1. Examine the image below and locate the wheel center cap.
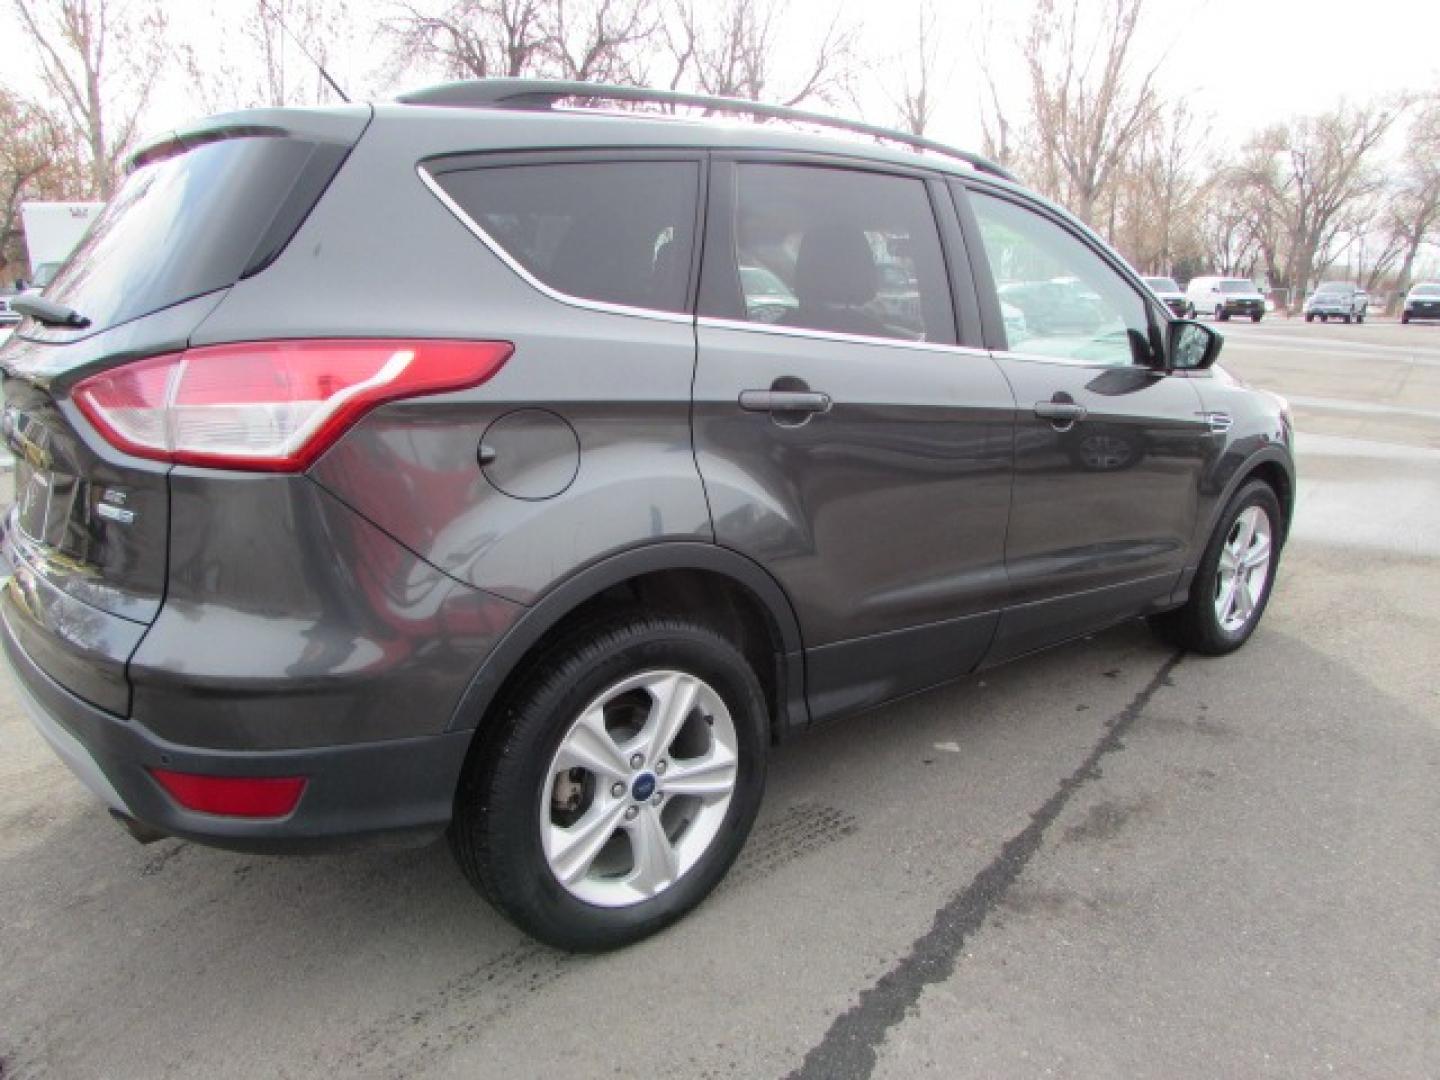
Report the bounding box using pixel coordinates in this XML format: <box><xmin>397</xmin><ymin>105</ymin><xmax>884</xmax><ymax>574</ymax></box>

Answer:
<box><xmin>631</xmin><ymin>773</ymin><xmax>657</xmax><ymax>802</ymax></box>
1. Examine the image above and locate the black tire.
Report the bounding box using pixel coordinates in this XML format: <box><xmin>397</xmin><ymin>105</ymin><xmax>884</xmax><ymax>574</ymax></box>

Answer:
<box><xmin>1402</xmin><ymin>313</ymin><xmax>1411</xmax><ymax>324</ymax></box>
<box><xmin>1320</xmin><ymin>314</ymin><xmax>1328</xmax><ymax>322</ymax></box>
<box><xmin>1148</xmin><ymin>480</ymin><xmax>1283</xmax><ymax>656</ymax></box>
<box><xmin>1216</xmin><ymin>306</ymin><xmax>1229</xmax><ymax>321</ymax></box>
<box><xmin>1342</xmin><ymin>314</ymin><xmax>1352</xmax><ymax>324</ymax></box>
<box><xmin>1251</xmin><ymin>313</ymin><xmax>1262</xmax><ymax>322</ymax></box>
<box><xmin>449</xmin><ymin>614</ymin><xmax>769</xmax><ymax>952</ymax></box>
<box><xmin>1356</xmin><ymin>311</ymin><xmax>1365</xmax><ymax>324</ymax></box>
<box><xmin>1305</xmin><ymin>313</ymin><xmax>1315</xmax><ymax>322</ymax></box>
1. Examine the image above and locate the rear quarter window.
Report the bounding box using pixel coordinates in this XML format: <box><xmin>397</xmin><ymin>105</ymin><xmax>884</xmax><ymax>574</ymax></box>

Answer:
<box><xmin>430</xmin><ymin>160</ymin><xmax>700</xmax><ymax>314</ymax></box>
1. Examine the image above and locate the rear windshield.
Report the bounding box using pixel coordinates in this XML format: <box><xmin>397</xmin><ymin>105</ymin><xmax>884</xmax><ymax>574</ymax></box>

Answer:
<box><xmin>1144</xmin><ymin>277</ymin><xmax>1180</xmax><ymax>292</ymax></box>
<box><xmin>44</xmin><ymin>135</ymin><xmax>338</xmax><ymax>333</ymax></box>
<box><xmin>1411</xmin><ymin>284</ymin><xmax>1440</xmax><ymax>296</ymax></box>
<box><xmin>1219</xmin><ymin>280</ymin><xmax>1257</xmax><ymax>294</ymax></box>
<box><xmin>432</xmin><ymin>160</ymin><xmax>700</xmax><ymax>313</ymax></box>
<box><xmin>1315</xmin><ymin>284</ymin><xmax>1351</xmax><ymax>294</ymax></box>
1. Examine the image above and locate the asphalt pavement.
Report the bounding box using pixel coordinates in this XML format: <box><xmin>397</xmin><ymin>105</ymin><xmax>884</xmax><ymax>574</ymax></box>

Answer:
<box><xmin>1</xmin><ymin>317</ymin><xmax>1437</xmax><ymax>1079</ymax></box>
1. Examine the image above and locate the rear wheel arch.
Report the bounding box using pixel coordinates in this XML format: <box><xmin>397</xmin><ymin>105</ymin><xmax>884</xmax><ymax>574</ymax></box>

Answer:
<box><xmin>447</xmin><ymin>544</ymin><xmax>808</xmax><ymax>748</ymax></box>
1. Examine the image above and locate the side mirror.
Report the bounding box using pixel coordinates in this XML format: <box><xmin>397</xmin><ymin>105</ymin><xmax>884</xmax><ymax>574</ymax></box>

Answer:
<box><xmin>1168</xmin><ymin>319</ymin><xmax>1222</xmax><ymax>371</ymax></box>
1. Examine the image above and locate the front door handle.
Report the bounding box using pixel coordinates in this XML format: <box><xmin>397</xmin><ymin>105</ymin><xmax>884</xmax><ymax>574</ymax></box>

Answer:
<box><xmin>1034</xmin><ymin>400</ymin><xmax>1087</xmax><ymax>423</ymax></box>
<box><xmin>739</xmin><ymin>390</ymin><xmax>832</xmax><ymax>415</ymax></box>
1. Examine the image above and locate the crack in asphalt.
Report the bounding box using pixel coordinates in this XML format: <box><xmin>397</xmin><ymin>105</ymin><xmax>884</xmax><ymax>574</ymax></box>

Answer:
<box><xmin>787</xmin><ymin>652</ymin><xmax>1184</xmax><ymax>1080</ymax></box>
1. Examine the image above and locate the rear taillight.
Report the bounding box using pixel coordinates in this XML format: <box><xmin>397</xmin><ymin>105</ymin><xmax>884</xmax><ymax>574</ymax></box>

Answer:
<box><xmin>148</xmin><ymin>769</ymin><xmax>307</xmax><ymax>818</ymax></box>
<box><xmin>72</xmin><ymin>339</ymin><xmax>513</xmax><ymax>472</ymax></box>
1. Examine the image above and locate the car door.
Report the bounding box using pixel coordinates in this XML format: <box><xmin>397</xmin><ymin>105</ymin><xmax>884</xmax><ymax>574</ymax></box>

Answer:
<box><xmin>953</xmin><ymin>182</ymin><xmax>1213</xmax><ymax>663</ymax></box>
<box><xmin>692</xmin><ymin>158</ymin><xmax>1016</xmax><ymax>722</ymax></box>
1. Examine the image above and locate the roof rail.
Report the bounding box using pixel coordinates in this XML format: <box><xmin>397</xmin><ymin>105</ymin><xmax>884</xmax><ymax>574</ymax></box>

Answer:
<box><xmin>396</xmin><ymin>78</ymin><xmax>1019</xmax><ymax>184</ymax></box>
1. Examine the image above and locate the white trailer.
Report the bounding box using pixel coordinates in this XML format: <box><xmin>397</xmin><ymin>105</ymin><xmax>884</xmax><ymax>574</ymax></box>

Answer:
<box><xmin>20</xmin><ymin>201</ymin><xmax>104</xmax><ymax>289</ymax></box>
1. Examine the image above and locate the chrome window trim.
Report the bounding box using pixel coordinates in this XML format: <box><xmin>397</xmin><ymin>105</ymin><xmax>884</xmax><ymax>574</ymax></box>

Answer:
<box><xmin>697</xmin><ymin>315</ymin><xmax>989</xmax><ymax>357</ymax></box>
<box><xmin>416</xmin><ymin>165</ymin><xmax>694</xmax><ymax>326</ymax></box>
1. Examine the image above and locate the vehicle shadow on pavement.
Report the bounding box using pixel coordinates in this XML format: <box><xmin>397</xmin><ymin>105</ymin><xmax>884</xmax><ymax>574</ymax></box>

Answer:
<box><xmin>0</xmin><ymin>619</ymin><xmax>1278</xmax><ymax>1079</ymax></box>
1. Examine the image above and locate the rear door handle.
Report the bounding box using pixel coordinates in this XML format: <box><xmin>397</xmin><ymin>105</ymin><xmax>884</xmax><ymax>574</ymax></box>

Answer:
<box><xmin>1033</xmin><ymin>401</ymin><xmax>1087</xmax><ymax>422</ymax></box>
<box><xmin>739</xmin><ymin>390</ymin><xmax>832</xmax><ymax>415</ymax></box>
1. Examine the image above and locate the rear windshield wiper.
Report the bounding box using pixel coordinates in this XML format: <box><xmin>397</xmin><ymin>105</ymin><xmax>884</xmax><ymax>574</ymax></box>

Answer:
<box><xmin>12</xmin><ymin>294</ymin><xmax>91</xmax><ymax>329</ymax></box>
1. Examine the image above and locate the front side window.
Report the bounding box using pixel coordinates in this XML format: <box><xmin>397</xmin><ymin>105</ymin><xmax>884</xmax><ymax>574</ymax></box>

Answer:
<box><xmin>970</xmin><ymin>191</ymin><xmax>1153</xmax><ymax>366</ymax></box>
<box><xmin>731</xmin><ymin>164</ymin><xmax>954</xmax><ymax>343</ymax></box>
<box><xmin>434</xmin><ymin>160</ymin><xmax>700</xmax><ymax>313</ymax></box>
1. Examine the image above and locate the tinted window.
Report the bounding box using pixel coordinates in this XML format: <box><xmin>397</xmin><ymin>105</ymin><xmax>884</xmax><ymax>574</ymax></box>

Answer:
<box><xmin>46</xmin><ymin>136</ymin><xmax>333</xmax><ymax>333</ymax></box>
<box><xmin>971</xmin><ymin>191</ymin><xmax>1152</xmax><ymax>366</ymax></box>
<box><xmin>1412</xmin><ymin>285</ymin><xmax>1440</xmax><ymax>296</ymax></box>
<box><xmin>732</xmin><ymin>164</ymin><xmax>954</xmax><ymax>343</ymax></box>
<box><xmin>1144</xmin><ymin>277</ymin><xmax>1180</xmax><ymax>292</ymax></box>
<box><xmin>435</xmin><ymin>161</ymin><xmax>699</xmax><ymax>313</ymax></box>
<box><xmin>1221</xmin><ymin>280</ymin><xmax>1258</xmax><ymax>293</ymax></box>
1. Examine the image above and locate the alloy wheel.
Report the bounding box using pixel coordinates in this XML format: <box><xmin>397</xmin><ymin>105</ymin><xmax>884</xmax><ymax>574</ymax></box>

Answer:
<box><xmin>1213</xmin><ymin>506</ymin><xmax>1273</xmax><ymax>634</ymax></box>
<box><xmin>540</xmin><ymin>670</ymin><xmax>738</xmax><ymax>908</ymax></box>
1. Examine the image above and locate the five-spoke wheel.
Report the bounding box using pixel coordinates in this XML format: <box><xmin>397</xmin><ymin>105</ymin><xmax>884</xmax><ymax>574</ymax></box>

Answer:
<box><xmin>1149</xmin><ymin>480</ymin><xmax>1283</xmax><ymax>654</ymax></box>
<box><xmin>542</xmin><ymin>670</ymin><xmax>739</xmax><ymax>907</ymax></box>
<box><xmin>1213</xmin><ymin>506</ymin><xmax>1273</xmax><ymax>634</ymax></box>
<box><xmin>449</xmin><ymin>615</ymin><xmax>767</xmax><ymax>951</ymax></box>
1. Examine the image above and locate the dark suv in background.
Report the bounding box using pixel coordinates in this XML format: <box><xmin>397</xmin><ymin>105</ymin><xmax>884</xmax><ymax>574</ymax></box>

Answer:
<box><xmin>1</xmin><ymin>81</ymin><xmax>1294</xmax><ymax>950</ymax></box>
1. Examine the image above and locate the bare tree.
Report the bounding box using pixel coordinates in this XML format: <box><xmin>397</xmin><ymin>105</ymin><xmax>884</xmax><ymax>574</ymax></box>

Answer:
<box><xmin>0</xmin><ymin>90</ymin><xmax>89</xmax><ymax>280</ymax></box>
<box><xmin>542</xmin><ymin>0</ymin><xmax>657</xmax><ymax>82</ymax></box>
<box><xmin>888</xmin><ymin>2</ymin><xmax>945</xmax><ymax>137</ymax></box>
<box><xmin>1384</xmin><ymin>99</ymin><xmax>1440</xmax><ymax>294</ymax></box>
<box><xmin>1236</xmin><ymin>101</ymin><xmax>1401</xmax><ymax>301</ymax></box>
<box><xmin>1109</xmin><ymin>103</ymin><xmax>1206</xmax><ymax>273</ymax></box>
<box><xmin>1195</xmin><ymin>170</ymin><xmax>1261</xmax><ymax>277</ymax></box>
<box><xmin>11</xmin><ymin>0</ymin><xmax>168</xmax><ymax>199</ymax></box>
<box><xmin>1018</xmin><ymin>0</ymin><xmax>1161</xmax><ymax>224</ymax></box>
<box><xmin>390</xmin><ymin>0</ymin><xmax>549</xmax><ymax>79</ymax></box>
<box><xmin>389</xmin><ymin>0</ymin><xmax>655</xmax><ymax>84</ymax></box>
<box><xmin>184</xmin><ymin>0</ymin><xmax>358</xmax><ymax>112</ymax></box>
<box><xmin>659</xmin><ymin>0</ymin><xmax>858</xmax><ymax>106</ymax></box>
<box><xmin>252</xmin><ymin>0</ymin><xmax>356</xmax><ymax>105</ymax></box>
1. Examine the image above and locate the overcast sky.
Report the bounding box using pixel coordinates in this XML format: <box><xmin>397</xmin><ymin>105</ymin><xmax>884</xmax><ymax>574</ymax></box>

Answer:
<box><xmin>4</xmin><ymin>0</ymin><xmax>1438</xmax><ymax>151</ymax></box>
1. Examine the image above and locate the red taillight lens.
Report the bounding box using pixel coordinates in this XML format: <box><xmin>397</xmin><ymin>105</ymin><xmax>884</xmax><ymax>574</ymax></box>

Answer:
<box><xmin>72</xmin><ymin>339</ymin><xmax>513</xmax><ymax>472</ymax></box>
<box><xmin>149</xmin><ymin>769</ymin><xmax>308</xmax><ymax>818</ymax></box>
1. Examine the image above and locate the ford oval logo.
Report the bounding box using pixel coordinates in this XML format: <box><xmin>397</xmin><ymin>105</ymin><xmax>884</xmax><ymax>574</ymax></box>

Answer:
<box><xmin>631</xmin><ymin>773</ymin><xmax>656</xmax><ymax>802</ymax></box>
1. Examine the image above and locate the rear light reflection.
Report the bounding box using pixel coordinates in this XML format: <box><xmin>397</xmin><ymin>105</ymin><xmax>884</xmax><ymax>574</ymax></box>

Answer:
<box><xmin>72</xmin><ymin>339</ymin><xmax>513</xmax><ymax>472</ymax></box>
<box><xmin>149</xmin><ymin>769</ymin><xmax>308</xmax><ymax>818</ymax></box>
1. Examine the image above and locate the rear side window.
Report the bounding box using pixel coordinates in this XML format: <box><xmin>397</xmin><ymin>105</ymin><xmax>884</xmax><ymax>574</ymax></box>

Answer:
<box><xmin>433</xmin><ymin>161</ymin><xmax>700</xmax><ymax>313</ymax></box>
<box><xmin>46</xmin><ymin>135</ymin><xmax>343</xmax><ymax>334</ymax></box>
<box><xmin>731</xmin><ymin>164</ymin><xmax>954</xmax><ymax>343</ymax></box>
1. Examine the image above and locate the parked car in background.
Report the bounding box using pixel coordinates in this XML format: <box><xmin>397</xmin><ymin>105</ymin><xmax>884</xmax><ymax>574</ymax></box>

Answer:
<box><xmin>1304</xmin><ymin>282</ymin><xmax>1368</xmax><ymax>323</ymax></box>
<box><xmin>1142</xmin><ymin>276</ymin><xmax>1194</xmax><ymax>318</ymax></box>
<box><xmin>1401</xmin><ymin>282</ymin><xmax>1440</xmax><ymax>323</ymax></box>
<box><xmin>1186</xmin><ymin>276</ymin><xmax>1265</xmax><ymax>322</ymax></box>
<box><xmin>0</xmin><ymin>79</ymin><xmax>1295</xmax><ymax>952</ymax></box>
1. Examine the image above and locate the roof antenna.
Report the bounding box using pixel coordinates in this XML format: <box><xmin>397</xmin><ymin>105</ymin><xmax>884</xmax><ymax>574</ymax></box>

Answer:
<box><xmin>257</xmin><ymin>0</ymin><xmax>351</xmax><ymax>104</ymax></box>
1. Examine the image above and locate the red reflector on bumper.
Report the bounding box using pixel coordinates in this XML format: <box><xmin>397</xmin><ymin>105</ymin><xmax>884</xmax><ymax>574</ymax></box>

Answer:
<box><xmin>149</xmin><ymin>769</ymin><xmax>307</xmax><ymax>818</ymax></box>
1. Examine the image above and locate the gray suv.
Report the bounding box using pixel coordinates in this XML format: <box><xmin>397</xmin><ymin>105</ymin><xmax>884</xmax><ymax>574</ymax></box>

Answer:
<box><xmin>0</xmin><ymin>81</ymin><xmax>1294</xmax><ymax>950</ymax></box>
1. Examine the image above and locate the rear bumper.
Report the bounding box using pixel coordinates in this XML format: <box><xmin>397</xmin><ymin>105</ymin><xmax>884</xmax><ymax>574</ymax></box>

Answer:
<box><xmin>2</xmin><ymin>609</ymin><xmax>471</xmax><ymax>852</ymax></box>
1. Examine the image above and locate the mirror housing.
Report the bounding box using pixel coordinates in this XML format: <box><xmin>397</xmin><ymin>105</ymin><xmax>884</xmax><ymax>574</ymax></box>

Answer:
<box><xmin>1167</xmin><ymin>319</ymin><xmax>1222</xmax><ymax>371</ymax></box>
